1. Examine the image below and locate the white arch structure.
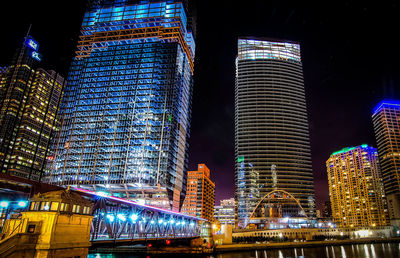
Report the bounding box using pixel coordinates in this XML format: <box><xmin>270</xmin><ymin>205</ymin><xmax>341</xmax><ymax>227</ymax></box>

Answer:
<box><xmin>248</xmin><ymin>189</ymin><xmax>308</xmax><ymax>221</ymax></box>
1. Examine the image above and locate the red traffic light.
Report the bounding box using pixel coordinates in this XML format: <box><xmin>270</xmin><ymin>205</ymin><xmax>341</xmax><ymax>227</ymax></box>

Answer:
<box><xmin>166</xmin><ymin>239</ymin><xmax>171</xmax><ymax>245</ymax></box>
<box><xmin>147</xmin><ymin>243</ymin><xmax>152</xmax><ymax>248</ymax></box>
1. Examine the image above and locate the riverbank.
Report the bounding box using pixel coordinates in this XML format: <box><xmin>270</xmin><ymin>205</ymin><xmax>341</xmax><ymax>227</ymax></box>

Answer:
<box><xmin>215</xmin><ymin>237</ymin><xmax>400</xmax><ymax>252</ymax></box>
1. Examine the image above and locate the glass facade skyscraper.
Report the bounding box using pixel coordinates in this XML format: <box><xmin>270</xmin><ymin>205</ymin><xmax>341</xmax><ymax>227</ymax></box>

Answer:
<box><xmin>46</xmin><ymin>0</ymin><xmax>195</xmax><ymax>211</ymax></box>
<box><xmin>235</xmin><ymin>37</ymin><xmax>316</xmax><ymax>227</ymax></box>
<box><xmin>372</xmin><ymin>101</ymin><xmax>400</xmax><ymax>222</ymax></box>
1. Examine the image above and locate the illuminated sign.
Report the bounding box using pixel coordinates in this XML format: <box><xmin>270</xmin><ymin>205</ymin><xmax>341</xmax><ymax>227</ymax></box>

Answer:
<box><xmin>27</xmin><ymin>39</ymin><xmax>38</xmax><ymax>51</ymax></box>
<box><xmin>31</xmin><ymin>51</ymin><xmax>41</xmax><ymax>61</ymax></box>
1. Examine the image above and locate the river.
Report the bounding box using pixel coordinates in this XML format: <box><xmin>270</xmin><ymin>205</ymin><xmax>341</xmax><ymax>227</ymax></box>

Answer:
<box><xmin>88</xmin><ymin>242</ymin><xmax>400</xmax><ymax>257</ymax></box>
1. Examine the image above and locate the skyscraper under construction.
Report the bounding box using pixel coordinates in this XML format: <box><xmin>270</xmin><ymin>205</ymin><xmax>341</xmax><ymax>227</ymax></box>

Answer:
<box><xmin>235</xmin><ymin>37</ymin><xmax>316</xmax><ymax>227</ymax></box>
<box><xmin>46</xmin><ymin>0</ymin><xmax>195</xmax><ymax>211</ymax></box>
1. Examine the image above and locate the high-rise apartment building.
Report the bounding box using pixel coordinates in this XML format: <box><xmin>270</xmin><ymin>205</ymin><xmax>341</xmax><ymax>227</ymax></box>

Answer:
<box><xmin>214</xmin><ymin>198</ymin><xmax>235</xmax><ymax>225</ymax></box>
<box><xmin>326</xmin><ymin>144</ymin><xmax>388</xmax><ymax>228</ymax></box>
<box><xmin>0</xmin><ymin>36</ymin><xmax>64</xmax><ymax>181</ymax></box>
<box><xmin>235</xmin><ymin>37</ymin><xmax>315</xmax><ymax>227</ymax></box>
<box><xmin>372</xmin><ymin>101</ymin><xmax>400</xmax><ymax>223</ymax></box>
<box><xmin>181</xmin><ymin>164</ymin><xmax>215</xmax><ymax>221</ymax></box>
<box><xmin>46</xmin><ymin>0</ymin><xmax>195</xmax><ymax>211</ymax></box>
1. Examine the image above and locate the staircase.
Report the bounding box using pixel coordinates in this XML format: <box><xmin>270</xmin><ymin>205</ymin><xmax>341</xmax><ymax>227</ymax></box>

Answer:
<box><xmin>0</xmin><ymin>233</ymin><xmax>39</xmax><ymax>257</ymax></box>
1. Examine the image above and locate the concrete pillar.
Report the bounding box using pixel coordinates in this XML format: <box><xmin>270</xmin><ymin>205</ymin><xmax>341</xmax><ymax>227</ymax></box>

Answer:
<box><xmin>221</xmin><ymin>224</ymin><xmax>232</xmax><ymax>244</ymax></box>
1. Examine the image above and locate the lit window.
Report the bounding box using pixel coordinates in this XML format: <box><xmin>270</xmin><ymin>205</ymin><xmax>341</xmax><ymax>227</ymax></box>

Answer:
<box><xmin>50</xmin><ymin>202</ymin><xmax>59</xmax><ymax>211</ymax></box>
<box><xmin>72</xmin><ymin>204</ymin><xmax>81</xmax><ymax>213</ymax></box>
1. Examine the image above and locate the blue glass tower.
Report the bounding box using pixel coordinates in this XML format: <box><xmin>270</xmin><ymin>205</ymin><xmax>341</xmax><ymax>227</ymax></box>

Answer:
<box><xmin>46</xmin><ymin>0</ymin><xmax>195</xmax><ymax>211</ymax></box>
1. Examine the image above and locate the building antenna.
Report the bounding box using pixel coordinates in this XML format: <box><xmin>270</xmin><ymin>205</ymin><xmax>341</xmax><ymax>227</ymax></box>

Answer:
<box><xmin>26</xmin><ymin>24</ymin><xmax>32</xmax><ymax>38</ymax></box>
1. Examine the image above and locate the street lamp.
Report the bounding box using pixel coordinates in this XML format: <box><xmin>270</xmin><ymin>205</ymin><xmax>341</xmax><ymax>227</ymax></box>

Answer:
<box><xmin>17</xmin><ymin>201</ymin><xmax>28</xmax><ymax>208</ymax></box>
<box><xmin>0</xmin><ymin>201</ymin><xmax>9</xmax><ymax>208</ymax></box>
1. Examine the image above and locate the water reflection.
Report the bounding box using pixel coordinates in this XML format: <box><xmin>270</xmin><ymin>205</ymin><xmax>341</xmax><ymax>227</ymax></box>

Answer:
<box><xmin>88</xmin><ymin>243</ymin><xmax>400</xmax><ymax>258</ymax></box>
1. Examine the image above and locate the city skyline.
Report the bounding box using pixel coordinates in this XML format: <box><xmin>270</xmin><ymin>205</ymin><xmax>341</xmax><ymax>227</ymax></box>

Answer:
<box><xmin>1</xmin><ymin>1</ymin><xmax>400</xmax><ymax>209</ymax></box>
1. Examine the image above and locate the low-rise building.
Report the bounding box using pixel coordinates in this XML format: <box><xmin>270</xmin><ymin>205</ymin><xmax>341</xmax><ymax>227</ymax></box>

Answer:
<box><xmin>214</xmin><ymin>198</ymin><xmax>235</xmax><ymax>225</ymax></box>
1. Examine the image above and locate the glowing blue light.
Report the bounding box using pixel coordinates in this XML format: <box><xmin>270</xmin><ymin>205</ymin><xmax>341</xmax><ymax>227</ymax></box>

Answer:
<box><xmin>151</xmin><ymin>220</ymin><xmax>155</xmax><ymax>224</ymax></box>
<box><xmin>169</xmin><ymin>219</ymin><xmax>175</xmax><ymax>224</ymax></box>
<box><xmin>131</xmin><ymin>214</ymin><xmax>138</xmax><ymax>221</ymax></box>
<box><xmin>18</xmin><ymin>201</ymin><xmax>28</xmax><ymax>208</ymax></box>
<box><xmin>190</xmin><ymin>222</ymin><xmax>195</xmax><ymax>227</ymax></box>
<box><xmin>31</xmin><ymin>51</ymin><xmax>41</xmax><ymax>61</ymax></box>
<box><xmin>27</xmin><ymin>39</ymin><xmax>38</xmax><ymax>50</ymax></box>
<box><xmin>373</xmin><ymin>100</ymin><xmax>400</xmax><ymax>115</ymax></box>
<box><xmin>176</xmin><ymin>222</ymin><xmax>180</xmax><ymax>225</ymax></box>
<box><xmin>158</xmin><ymin>219</ymin><xmax>163</xmax><ymax>224</ymax></box>
<box><xmin>96</xmin><ymin>191</ymin><xmax>109</xmax><ymax>197</ymax></box>
<box><xmin>181</xmin><ymin>221</ymin><xmax>185</xmax><ymax>225</ymax></box>
<box><xmin>0</xmin><ymin>201</ymin><xmax>9</xmax><ymax>208</ymax></box>
<box><xmin>106</xmin><ymin>214</ymin><xmax>115</xmax><ymax>222</ymax></box>
<box><xmin>117</xmin><ymin>214</ymin><xmax>126</xmax><ymax>221</ymax></box>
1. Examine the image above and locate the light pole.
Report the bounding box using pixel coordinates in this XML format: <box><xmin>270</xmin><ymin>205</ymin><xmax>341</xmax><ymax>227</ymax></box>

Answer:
<box><xmin>0</xmin><ymin>200</ymin><xmax>28</xmax><ymax>232</ymax></box>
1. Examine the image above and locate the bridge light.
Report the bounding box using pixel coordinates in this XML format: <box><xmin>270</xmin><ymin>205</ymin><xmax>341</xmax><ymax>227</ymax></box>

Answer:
<box><xmin>169</xmin><ymin>219</ymin><xmax>174</xmax><ymax>224</ymax></box>
<box><xmin>150</xmin><ymin>220</ymin><xmax>155</xmax><ymax>224</ymax></box>
<box><xmin>142</xmin><ymin>218</ymin><xmax>146</xmax><ymax>223</ymax></box>
<box><xmin>164</xmin><ymin>222</ymin><xmax>167</xmax><ymax>225</ymax></box>
<box><xmin>0</xmin><ymin>201</ymin><xmax>9</xmax><ymax>208</ymax></box>
<box><xmin>17</xmin><ymin>201</ymin><xmax>28</xmax><ymax>208</ymax></box>
<box><xmin>190</xmin><ymin>222</ymin><xmax>195</xmax><ymax>227</ymax></box>
<box><xmin>181</xmin><ymin>221</ymin><xmax>185</xmax><ymax>226</ymax></box>
<box><xmin>106</xmin><ymin>214</ymin><xmax>115</xmax><ymax>222</ymax></box>
<box><xmin>158</xmin><ymin>219</ymin><xmax>163</xmax><ymax>224</ymax></box>
<box><xmin>131</xmin><ymin>214</ymin><xmax>138</xmax><ymax>221</ymax></box>
<box><xmin>117</xmin><ymin>214</ymin><xmax>126</xmax><ymax>221</ymax></box>
<box><xmin>96</xmin><ymin>191</ymin><xmax>109</xmax><ymax>197</ymax></box>
<box><xmin>176</xmin><ymin>222</ymin><xmax>180</xmax><ymax>225</ymax></box>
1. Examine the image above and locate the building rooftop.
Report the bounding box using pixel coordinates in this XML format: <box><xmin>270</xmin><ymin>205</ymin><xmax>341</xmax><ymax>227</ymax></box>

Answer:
<box><xmin>373</xmin><ymin>100</ymin><xmax>400</xmax><ymax>115</ymax></box>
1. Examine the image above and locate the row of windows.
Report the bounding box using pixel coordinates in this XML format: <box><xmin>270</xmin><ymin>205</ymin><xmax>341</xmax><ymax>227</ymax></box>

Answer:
<box><xmin>29</xmin><ymin>201</ymin><xmax>91</xmax><ymax>215</ymax></box>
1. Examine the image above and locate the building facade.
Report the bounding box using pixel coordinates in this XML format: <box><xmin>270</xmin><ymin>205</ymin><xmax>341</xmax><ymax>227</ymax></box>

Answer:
<box><xmin>326</xmin><ymin>144</ymin><xmax>388</xmax><ymax>228</ymax></box>
<box><xmin>46</xmin><ymin>0</ymin><xmax>195</xmax><ymax>211</ymax></box>
<box><xmin>181</xmin><ymin>164</ymin><xmax>215</xmax><ymax>221</ymax></box>
<box><xmin>214</xmin><ymin>198</ymin><xmax>235</xmax><ymax>225</ymax></box>
<box><xmin>372</xmin><ymin>101</ymin><xmax>400</xmax><ymax>222</ymax></box>
<box><xmin>235</xmin><ymin>37</ymin><xmax>316</xmax><ymax>227</ymax></box>
<box><xmin>0</xmin><ymin>36</ymin><xmax>64</xmax><ymax>181</ymax></box>
<box><xmin>322</xmin><ymin>200</ymin><xmax>332</xmax><ymax>218</ymax></box>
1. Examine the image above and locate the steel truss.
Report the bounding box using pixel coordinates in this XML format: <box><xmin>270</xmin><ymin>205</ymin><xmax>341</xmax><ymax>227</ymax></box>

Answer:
<box><xmin>90</xmin><ymin>197</ymin><xmax>201</xmax><ymax>241</ymax></box>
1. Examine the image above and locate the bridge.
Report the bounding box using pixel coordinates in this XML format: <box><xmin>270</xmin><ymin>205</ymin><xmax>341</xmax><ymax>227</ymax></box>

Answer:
<box><xmin>75</xmin><ymin>188</ymin><xmax>205</xmax><ymax>243</ymax></box>
<box><xmin>0</xmin><ymin>188</ymin><xmax>210</xmax><ymax>257</ymax></box>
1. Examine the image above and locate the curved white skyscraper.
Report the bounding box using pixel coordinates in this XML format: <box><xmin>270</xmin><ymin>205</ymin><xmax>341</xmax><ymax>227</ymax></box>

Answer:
<box><xmin>235</xmin><ymin>37</ymin><xmax>316</xmax><ymax>227</ymax></box>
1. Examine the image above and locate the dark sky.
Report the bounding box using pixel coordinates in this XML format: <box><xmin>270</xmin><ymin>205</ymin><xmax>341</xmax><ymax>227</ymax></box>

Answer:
<box><xmin>1</xmin><ymin>1</ymin><xmax>399</xmax><ymax>210</ymax></box>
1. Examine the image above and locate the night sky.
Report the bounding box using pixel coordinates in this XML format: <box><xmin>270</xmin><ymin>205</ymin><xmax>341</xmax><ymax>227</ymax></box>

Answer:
<box><xmin>1</xmin><ymin>1</ymin><xmax>399</xmax><ymax>210</ymax></box>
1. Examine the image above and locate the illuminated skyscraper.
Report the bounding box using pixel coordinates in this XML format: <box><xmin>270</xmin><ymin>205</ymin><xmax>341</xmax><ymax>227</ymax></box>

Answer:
<box><xmin>372</xmin><ymin>101</ymin><xmax>400</xmax><ymax>223</ymax></box>
<box><xmin>181</xmin><ymin>164</ymin><xmax>215</xmax><ymax>221</ymax></box>
<box><xmin>214</xmin><ymin>198</ymin><xmax>235</xmax><ymax>225</ymax></box>
<box><xmin>46</xmin><ymin>0</ymin><xmax>195</xmax><ymax>211</ymax></box>
<box><xmin>326</xmin><ymin>144</ymin><xmax>388</xmax><ymax>228</ymax></box>
<box><xmin>0</xmin><ymin>36</ymin><xmax>64</xmax><ymax>181</ymax></box>
<box><xmin>235</xmin><ymin>37</ymin><xmax>315</xmax><ymax>227</ymax></box>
